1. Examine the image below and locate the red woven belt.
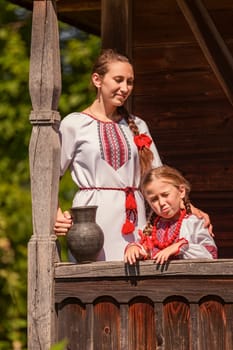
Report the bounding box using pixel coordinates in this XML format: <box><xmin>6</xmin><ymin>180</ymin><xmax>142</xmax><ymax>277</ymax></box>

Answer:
<box><xmin>79</xmin><ymin>187</ymin><xmax>139</xmax><ymax>235</ymax></box>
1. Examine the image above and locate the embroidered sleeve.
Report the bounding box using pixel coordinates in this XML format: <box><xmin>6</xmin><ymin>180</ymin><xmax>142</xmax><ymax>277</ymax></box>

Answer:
<box><xmin>180</xmin><ymin>216</ymin><xmax>218</xmax><ymax>259</ymax></box>
<box><xmin>175</xmin><ymin>238</ymin><xmax>189</xmax><ymax>256</ymax></box>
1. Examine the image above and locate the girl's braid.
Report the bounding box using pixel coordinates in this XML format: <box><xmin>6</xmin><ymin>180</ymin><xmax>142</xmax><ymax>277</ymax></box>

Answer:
<box><xmin>143</xmin><ymin>210</ymin><xmax>157</xmax><ymax>236</ymax></box>
<box><xmin>183</xmin><ymin>197</ymin><xmax>192</xmax><ymax>214</ymax></box>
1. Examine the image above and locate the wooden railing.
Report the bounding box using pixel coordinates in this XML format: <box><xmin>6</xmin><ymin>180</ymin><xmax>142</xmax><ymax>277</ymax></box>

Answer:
<box><xmin>54</xmin><ymin>259</ymin><xmax>233</xmax><ymax>350</ymax></box>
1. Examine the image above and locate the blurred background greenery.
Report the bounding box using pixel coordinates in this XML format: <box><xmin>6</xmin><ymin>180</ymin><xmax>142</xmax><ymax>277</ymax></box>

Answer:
<box><xmin>0</xmin><ymin>1</ymin><xmax>100</xmax><ymax>348</ymax></box>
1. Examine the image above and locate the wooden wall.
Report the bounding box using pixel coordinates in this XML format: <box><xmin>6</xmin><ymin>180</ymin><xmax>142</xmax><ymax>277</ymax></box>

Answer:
<box><xmin>131</xmin><ymin>0</ymin><xmax>233</xmax><ymax>258</ymax></box>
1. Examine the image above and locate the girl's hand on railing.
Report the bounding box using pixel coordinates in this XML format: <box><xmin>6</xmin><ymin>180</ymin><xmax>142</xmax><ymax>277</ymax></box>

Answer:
<box><xmin>124</xmin><ymin>243</ymin><xmax>147</xmax><ymax>265</ymax></box>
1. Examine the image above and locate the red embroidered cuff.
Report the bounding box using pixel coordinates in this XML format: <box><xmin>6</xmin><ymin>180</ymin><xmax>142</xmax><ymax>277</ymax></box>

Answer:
<box><xmin>175</xmin><ymin>238</ymin><xmax>189</xmax><ymax>256</ymax></box>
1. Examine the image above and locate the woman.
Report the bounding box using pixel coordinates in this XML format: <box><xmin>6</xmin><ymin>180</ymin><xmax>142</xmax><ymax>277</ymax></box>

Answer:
<box><xmin>54</xmin><ymin>49</ymin><xmax>211</xmax><ymax>261</ymax></box>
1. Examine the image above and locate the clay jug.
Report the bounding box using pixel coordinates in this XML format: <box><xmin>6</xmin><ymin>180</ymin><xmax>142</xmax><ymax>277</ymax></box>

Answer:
<box><xmin>67</xmin><ymin>206</ymin><xmax>104</xmax><ymax>263</ymax></box>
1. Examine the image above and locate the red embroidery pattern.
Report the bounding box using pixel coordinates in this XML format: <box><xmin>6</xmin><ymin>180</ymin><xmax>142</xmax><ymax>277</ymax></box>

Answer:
<box><xmin>204</xmin><ymin>245</ymin><xmax>218</xmax><ymax>259</ymax></box>
<box><xmin>98</xmin><ymin>122</ymin><xmax>130</xmax><ymax>170</ymax></box>
<box><xmin>79</xmin><ymin>186</ymin><xmax>138</xmax><ymax>235</ymax></box>
<box><xmin>139</xmin><ymin>210</ymin><xmax>187</xmax><ymax>255</ymax></box>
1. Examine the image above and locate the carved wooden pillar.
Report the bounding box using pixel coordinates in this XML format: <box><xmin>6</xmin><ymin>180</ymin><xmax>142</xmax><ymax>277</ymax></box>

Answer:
<box><xmin>28</xmin><ymin>0</ymin><xmax>61</xmax><ymax>348</ymax></box>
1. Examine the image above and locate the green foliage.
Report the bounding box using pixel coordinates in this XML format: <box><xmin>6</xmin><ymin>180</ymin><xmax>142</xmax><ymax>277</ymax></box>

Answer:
<box><xmin>59</xmin><ymin>23</ymin><xmax>100</xmax><ymax>115</ymax></box>
<box><xmin>50</xmin><ymin>339</ymin><xmax>68</xmax><ymax>350</ymax></box>
<box><xmin>1</xmin><ymin>1</ymin><xmax>100</xmax><ymax>349</ymax></box>
<box><xmin>0</xmin><ymin>3</ymin><xmax>31</xmax><ymax>349</ymax></box>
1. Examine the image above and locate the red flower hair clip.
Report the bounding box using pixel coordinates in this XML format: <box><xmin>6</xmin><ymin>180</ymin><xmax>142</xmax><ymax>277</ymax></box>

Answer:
<box><xmin>134</xmin><ymin>134</ymin><xmax>152</xmax><ymax>150</ymax></box>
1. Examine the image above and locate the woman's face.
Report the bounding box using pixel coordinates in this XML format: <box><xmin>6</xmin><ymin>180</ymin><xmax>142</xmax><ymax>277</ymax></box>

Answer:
<box><xmin>144</xmin><ymin>178</ymin><xmax>186</xmax><ymax>220</ymax></box>
<box><xmin>93</xmin><ymin>61</ymin><xmax>134</xmax><ymax>107</ymax></box>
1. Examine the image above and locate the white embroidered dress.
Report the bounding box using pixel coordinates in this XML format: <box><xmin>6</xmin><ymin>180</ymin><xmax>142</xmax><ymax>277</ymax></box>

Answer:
<box><xmin>59</xmin><ymin>112</ymin><xmax>162</xmax><ymax>261</ymax></box>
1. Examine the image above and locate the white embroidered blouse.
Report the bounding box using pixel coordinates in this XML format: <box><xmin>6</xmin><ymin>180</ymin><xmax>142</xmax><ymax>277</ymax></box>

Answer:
<box><xmin>59</xmin><ymin>112</ymin><xmax>162</xmax><ymax>261</ymax></box>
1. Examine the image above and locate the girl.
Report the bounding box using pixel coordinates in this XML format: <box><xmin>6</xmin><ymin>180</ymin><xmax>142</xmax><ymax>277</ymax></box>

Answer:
<box><xmin>124</xmin><ymin>165</ymin><xmax>217</xmax><ymax>264</ymax></box>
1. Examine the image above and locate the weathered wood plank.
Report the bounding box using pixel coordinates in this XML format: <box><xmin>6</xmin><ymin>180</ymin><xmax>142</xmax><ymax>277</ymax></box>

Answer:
<box><xmin>133</xmin><ymin>98</ymin><xmax>233</xmax><ymax>127</ymax></box>
<box><xmin>86</xmin><ymin>304</ymin><xmax>94</xmax><ymax>350</ymax></box>
<box><xmin>154</xmin><ymin>303</ymin><xmax>164</xmax><ymax>350</ymax></box>
<box><xmin>93</xmin><ymin>299</ymin><xmax>120</xmax><ymax>349</ymax></box>
<box><xmin>57</xmin><ymin>0</ymin><xmax>100</xmax><ymax>12</ymax></box>
<box><xmin>55</xmin><ymin>278</ymin><xmax>233</xmax><ymax>304</ymax></box>
<box><xmin>133</xmin><ymin>42</ymin><xmax>233</xmax><ymax>75</ymax></box>
<box><xmin>128</xmin><ymin>299</ymin><xmax>156</xmax><ymax>350</ymax></box>
<box><xmin>177</xmin><ymin>0</ymin><xmax>233</xmax><ymax>106</ymax></box>
<box><xmin>225</xmin><ymin>304</ymin><xmax>233</xmax><ymax>348</ymax></box>
<box><xmin>199</xmin><ymin>298</ymin><xmax>227</xmax><ymax>349</ymax></box>
<box><xmin>134</xmin><ymin>70</ymin><xmax>224</xmax><ymax>101</ymax></box>
<box><xmin>120</xmin><ymin>304</ymin><xmax>129</xmax><ymax>350</ymax></box>
<box><xmin>133</xmin><ymin>44</ymin><xmax>209</xmax><ymax>73</ymax></box>
<box><xmin>55</xmin><ymin>260</ymin><xmax>233</xmax><ymax>278</ymax></box>
<box><xmin>56</xmin><ymin>298</ymin><xmax>87</xmax><ymax>349</ymax></box>
<box><xmin>133</xmin><ymin>0</ymin><xmax>233</xmax><ymax>46</ymax></box>
<box><xmin>189</xmin><ymin>304</ymin><xmax>198</xmax><ymax>350</ymax></box>
<box><xmin>151</xmin><ymin>129</ymin><xmax>233</xmax><ymax>159</ymax></box>
<box><xmin>133</xmin><ymin>0</ymin><xmax>194</xmax><ymax>46</ymax></box>
<box><xmin>204</xmin><ymin>0</ymin><xmax>233</xmax><ymax>10</ymax></box>
<box><xmin>163</xmin><ymin>298</ymin><xmax>190</xmax><ymax>349</ymax></box>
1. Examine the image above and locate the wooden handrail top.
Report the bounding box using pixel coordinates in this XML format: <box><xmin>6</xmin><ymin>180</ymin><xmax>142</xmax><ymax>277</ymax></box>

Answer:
<box><xmin>55</xmin><ymin>259</ymin><xmax>233</xmax><ymax>279</ymax></box>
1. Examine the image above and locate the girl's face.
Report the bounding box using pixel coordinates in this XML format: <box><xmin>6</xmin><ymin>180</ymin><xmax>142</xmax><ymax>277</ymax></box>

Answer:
<box><xmin>144</xmin><ymin>178</ymin><xmax>186</xmax><ymax>220</ymax></box>
<box><xmin>92</xmin><ymin>61</ymin><xmax>134</xmax><ymax>107</ymax></box>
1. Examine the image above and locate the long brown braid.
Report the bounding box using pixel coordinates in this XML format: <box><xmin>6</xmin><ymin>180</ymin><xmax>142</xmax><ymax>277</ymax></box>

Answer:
<box><xmin>141</xmin><ymin>165</ymin><xmax>192</xmax><ymax>236</ymax></box>
<box><xmin>117</xmin><ymin>105</ymin><xmax>154</xmax><ymax>176</ymax></box>
<box><xmin>92</xmin><ymin>49</ymin><xmax>154</xmax><ymax>177</ymax></box>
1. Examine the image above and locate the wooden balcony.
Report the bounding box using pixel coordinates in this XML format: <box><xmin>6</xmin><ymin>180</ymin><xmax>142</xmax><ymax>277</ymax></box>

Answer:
<box><xmin>54</xmin><ymin>259</ymin><xmax>233</xmax><ymax>349</ymax></box>
<box><xmin>24</xmin><ymin>1</ymin><xmax>233</xmax><ymax>349</ymax></box>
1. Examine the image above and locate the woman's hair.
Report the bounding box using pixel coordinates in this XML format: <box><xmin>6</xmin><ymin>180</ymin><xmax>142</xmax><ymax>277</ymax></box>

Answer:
<box><xmin>92</xmin><ymin>48</ymin><xmax>154</xmax><ymax>176</ymax></box>
<box><xmin>92</xmin><ymin>48</ymin><xmax>130</xmax><ymax>76</ymax></box>
<box><xmin>141</xmin><ymin>165</ymin><xmax>192</xmax><ymax>235</ymax></box>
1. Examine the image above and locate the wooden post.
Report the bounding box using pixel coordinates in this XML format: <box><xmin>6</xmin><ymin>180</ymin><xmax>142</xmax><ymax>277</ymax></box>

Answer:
<box><xmin>101</xmin><ymin>0</ymin><xmax>132</xmax><ymax>57</ymax></box>
<box><xmin>28</xmin><ymin>0</ymin><xmax>61</xmax><ymax>348</ymax></box>
<box><xmin>101</xmin><ymin>0</ymin><xmax>133</xmax><ymax>111</ymax></box>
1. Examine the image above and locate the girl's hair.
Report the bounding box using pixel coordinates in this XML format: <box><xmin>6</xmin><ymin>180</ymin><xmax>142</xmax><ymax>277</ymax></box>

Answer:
<box><xmin>92</xmin><ymin>48</ymin><xmax>154</xmax><ymax>176</ymax></box>
<box><xmin>141</xmin><ymin>165</ymin><xmax>192</xmax><ymax>235</ymax></box>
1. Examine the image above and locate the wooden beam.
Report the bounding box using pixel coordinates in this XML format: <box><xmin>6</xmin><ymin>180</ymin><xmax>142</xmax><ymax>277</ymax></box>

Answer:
<box><xmin>10</xmin><ymin>0</ymin><xmax>101</xmax><ymax>11</ymax></box>
<box><xmin>177</xmin><ymin>0</ymin><xmax>233</xmax><ymax>106</ymax></box>
<box><xmin>57</xmin><ymin>0</ymin><xmax>100</xmax><ymax>12</ymax></box>
<box><xmin>55</xmin><ymin>259</ymin><xmax>233</xmax><ymax>278</ymax></box>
